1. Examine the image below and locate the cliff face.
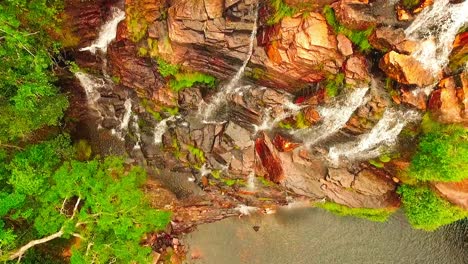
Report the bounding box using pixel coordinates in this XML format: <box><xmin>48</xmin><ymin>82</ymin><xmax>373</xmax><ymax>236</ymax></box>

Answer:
<box><xmin>65</xmin><ymin>0</ymin><xmax>468</xmax><ymax>227</ymax></box>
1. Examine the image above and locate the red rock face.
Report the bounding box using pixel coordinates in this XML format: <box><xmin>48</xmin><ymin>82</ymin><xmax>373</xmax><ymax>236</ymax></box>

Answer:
<box><xmin>272</xmin><ymin>134</ymin><xmax>301</xmax><ymax>152</ymax></box>
<box><xmin>255</xmin><ymin>133</ymin><xmax>284</xmax><ymax>183</ymax></box>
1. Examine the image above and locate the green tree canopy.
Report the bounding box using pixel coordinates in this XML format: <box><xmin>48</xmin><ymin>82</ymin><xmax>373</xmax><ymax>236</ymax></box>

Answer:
<box><xmin>0</xmin><ymin>136</ymin><xmax>171</xmax><ymax>263</ymax></box>
<box><xmin>0</xmin><ymin>0</ymin><xmax>68</xmax><ymax>143</ymax></box>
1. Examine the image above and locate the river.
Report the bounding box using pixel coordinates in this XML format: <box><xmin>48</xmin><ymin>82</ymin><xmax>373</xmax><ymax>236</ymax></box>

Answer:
<box><xmin>185</xmin><ymin>208</ymin><xmax>467</xmax><ymax>264</ymax></box>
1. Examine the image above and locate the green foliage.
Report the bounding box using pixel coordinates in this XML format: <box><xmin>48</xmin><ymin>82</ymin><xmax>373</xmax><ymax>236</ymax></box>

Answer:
<box><xmin>324</xmin><ymin>73</ymin><xmax>345</xmax><ymax>97</ymax></box>
<box><xmin>267</xmin><ymin>0</ymin><xmax>297</xmax><ymax>25</ymax></box>
<box><xmin>0</xmin><ymin>0</ymin><xmax>68</xmax><ymax>142</ymax></box>
<box><xmin>157</xmin><ymin>58</ymin><xmax>216</xmax><ymax>92</ymax></box>
<box><xmin>317</xmin><ymin>202</ymin><xmax>395</xmax><ymax>222</ymax></box>
<box><xmin>323</xmin><ymin>6</ymin><xmax>373</xmax><ymax>52</ymax></box>
<box><xmin>170</xmin><ymin>72</ymin><xmax>216</xmax><ymax>92</ymax></box>
<box><xmin>157</xmin><ymin>58</ymin><xmax>180</xmax><ymax>78</ymax></box>
<box><xmin>74</xmin><ymin>139</ymin><xmax>92</xmax><ymax>161</ymax></box>
<box><xmin>398</xmin><ymin>185</ymin><xmax>468</xmax><ymax>231</ymax></box>
<box><xmin>0</xmin><ymin>137</ymin><xmax>171</xmax><ymax>262</ymax></box>
<box><xmin>408</xmin><ymin>116</ymin><xmax>468</xmax><ymax>182</ymax></box>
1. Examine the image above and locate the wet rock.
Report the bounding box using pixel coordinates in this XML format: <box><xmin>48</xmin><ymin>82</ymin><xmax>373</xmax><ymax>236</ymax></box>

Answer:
<box><xmin>224</xmin><ymin>122</ymin><xmax>252</xmax><ymax>150</ymax></box>
<box><xmin>433</xmin><ymin>180</ymin><xmax>468</xmax><ymax>210</ymax></box>
<box><xmin>102</xmin><ymin>118</ymin><xmax>120</xmax><ymax>129</ymax></box>
<box><xmin>107</xmin><ymin>22</ymin><xmax>163</xmax><ymax>97</ymax></box>
<box><xmin>449</xmin><ymin>32</ymin><xmax>468</xmax><ymax>72</ymax></box>
<box><xmin>351</xmin><ymin>169</ymin><xmax>396</xmax><ymax>196</ymax></box>
<box><xmin>255</xmin><ymin>132</ymin><xmax>284</xmax><ymax>183</ymax></box>
<box><xmin>337</xmin><ymin>34</ymin><xmax>353</xmax><ymax>57</ymax></box>
<box><xmin>303</xmin><ymin>106</ymin><xmax>321</xmax><ymax>125</ymax></box>
<box><xmin>379</xmin><ymin>51</ymin><xmax>435</xmax><ymax>87</ymax></box>
<box><xmin>272</xmin><ymin>134</ymin><xmax>301</xmax><ymax>152</ymax></box>
<box><xmin>344</xmin><ymin>55</ymin><xmax>370</xmax><ymax>85</ymax></box>
<box><xmin>152</xmin><ymin>86</ymin><xmax>178</xmax><ymax>109</ymax></box>
<box><xmin>328</xmin><ymin>168</ymin><xmax>354</xmax><ymax>188</ymax></box>
<box><xmin>399</xmin><ymin>86</ymin><xmax>428</xmax><ymax>110</ymax></box>
<box><xmin>280</xmin><ymin>149</ymin><xmax>327</xmax><ymax>198</ymax></box>
<box><xmin>179</xmin><ymin>88</ymin><xmax>203</xmax><ymax>110</ymax></box>
<box><xmin>369</xmin><ymin>27</ymin><xmax>418</xmax><ymax>54</ymax></box>
<box><xmin>428</xmin><ymin>73</ymin><xmax>468</xmax><ymax>125</ymax></box>
<box><xmin>331</xmin><ymin>1</ymin><xmax>376</xmax><ymax>31</ymax></box>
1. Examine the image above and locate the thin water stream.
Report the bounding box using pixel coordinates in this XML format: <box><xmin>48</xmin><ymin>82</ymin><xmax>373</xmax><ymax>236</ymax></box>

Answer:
<box><xmin>185</xmin><ymin>208</ymin><xmax>468</xmax><ymax>264</ymax></box>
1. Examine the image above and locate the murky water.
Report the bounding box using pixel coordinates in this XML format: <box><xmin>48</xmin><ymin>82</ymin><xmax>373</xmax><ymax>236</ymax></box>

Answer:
<box><xmin>185</xmin><ymin>208</ymin><xmax>467</xmax><ymax>264</ymax></box>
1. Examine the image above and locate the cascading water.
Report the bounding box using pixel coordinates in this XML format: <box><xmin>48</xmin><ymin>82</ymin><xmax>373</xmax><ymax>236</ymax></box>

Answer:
<box><xmin>153</xmin><ymin>116</ymin><xmax>177</xmax><ymax>145</ymax></box>
<box><xmin>79</xmin><ymin>7</ymin><xmax>126</xmax><ymax>54</ymax></box>
<box><xmin>328</xmin><ymin>108</ymin><xmax>420</xmax><ymax>165</ymax></box>
<box><xmin>292</xmin><ymin>87</ymin><xmax>369</xmax><ymax>147</ymax></box>
<box><xmin>405</xmin><ymin>0</ymin><xmax>468</xmax><ymax>75</ymax></box>
<box><xmin>74</xmin><ymin>72</ymin><xmax>104</xmax><ymax>109</ymax></box>
<box><xmin>132</xmin><ymin>115</ymin><xmax>142</xmax><ymax>150</ymax></box>
<box><xmin>253</xmin><ymin>101</ymin><xmax>304</xmax><ymax>133</ymax></box>
<box><xmin>199</xmin><ymin>6</ymin><xmax>259</xmax><ymax>122</ymax></box>
<box><xmin>111</xmin><ymin>98</ymin><xmax>132</xmax><ymax>140</ymax></box>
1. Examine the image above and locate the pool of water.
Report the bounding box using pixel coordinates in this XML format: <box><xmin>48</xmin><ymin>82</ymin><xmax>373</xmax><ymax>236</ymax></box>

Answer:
<box><xmin>184</xmin><ymin>207</ymin><xmax>467</xmax><ymax>264</ymax></box>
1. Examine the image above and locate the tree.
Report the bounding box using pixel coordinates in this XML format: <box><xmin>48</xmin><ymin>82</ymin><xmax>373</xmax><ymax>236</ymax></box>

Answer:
<box><xmin>0</xmin><ymin>136</ymin><xmax>171</xmax><ymax>262</ymax></box>
<box><xmin>0</xmin><ymin>0</ymin><xmax>68</xmax><ymax>143</ymax></box>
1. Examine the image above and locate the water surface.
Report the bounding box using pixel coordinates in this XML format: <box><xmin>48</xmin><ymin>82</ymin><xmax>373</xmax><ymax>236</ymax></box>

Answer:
<box><xmin>185</xmin><ymin>208</ymin><xmax>467</xmax><ymax>264</ymax></box>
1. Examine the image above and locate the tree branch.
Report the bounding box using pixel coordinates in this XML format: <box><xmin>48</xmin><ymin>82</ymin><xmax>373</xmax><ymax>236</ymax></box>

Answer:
<box><xmin>8</xmin><ymin>197</ymin><xmax>83</xmax><ymax>260</ymax></box>
<box><xmin>8</xmin><ymin>230</ymin><xmax>64</xmax><ymax>260</ymax></box>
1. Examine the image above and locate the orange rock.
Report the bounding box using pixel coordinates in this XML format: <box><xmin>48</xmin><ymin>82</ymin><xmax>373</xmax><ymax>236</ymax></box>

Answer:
<box><xmin>379</xmin><ymin>51</ymin><xmax>435</xmax><ymax>87</ymax></box>
<box><xmin>428</xmin><ymin>74</ymin><xmax>468</xmax><ymax>125</ymax></box>
<box><xmin>433</xmin><ymin>179</ymin><xmax>468</xmax><ymax>210</ymax></box>
<box><xmin>303</xmin><ymin>106</ymin><xmax>321</xmax><ymax>124</ymax></box>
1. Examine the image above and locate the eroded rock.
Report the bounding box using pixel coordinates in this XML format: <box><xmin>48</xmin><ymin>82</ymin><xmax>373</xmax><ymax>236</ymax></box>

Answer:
<box><xmin>379</xmin><ymin>51</ymin><xmax>435</xmax><ymax>87</ymax></box>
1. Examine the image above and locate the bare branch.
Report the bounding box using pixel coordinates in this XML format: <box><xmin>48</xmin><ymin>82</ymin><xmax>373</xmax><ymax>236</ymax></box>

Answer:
<box><xmin>8</xmin><ymin>230</ymin><xmax>64</xmax><ymax>260</ymax></box>
<box><xmin>8</xmin><ymin>197</ymin><xmax>83</xmax><ymax>260</ymax></box>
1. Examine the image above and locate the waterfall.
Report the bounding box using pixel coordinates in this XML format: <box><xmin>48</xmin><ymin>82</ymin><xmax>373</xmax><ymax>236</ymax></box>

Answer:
<box><xmin>200</xmin><ymin>6</ymin><xmax>259</xmax><ymax>122</ymax></box>
<box><xmin>328</xmin><ymin>108</ymin><xmax>420</xmax><ymax>164</ymax></box>
<box><xmin>132</xmin><ymin>115</ymin><xmax>142</xmax><ymax>150</ymax></box>
<box><xmin>79</xmin><ymin>7</ymin><xmax>126</xmax><ymax>54</ymax></box>
<box><xmin>74</xmin><ymin>72</ymin><xmax>103</xmax><ymax>107</ymax></box>
<box><xmin>253</xmin><ymin>101</ymin><xmax>304</xmax><ymax>133</ymax></box>
<box><xmin>405</xmin><ymin>0</ymin><xmax>468</xmax><ymax>75</ymax></box>
<box><xmin>153</xmin><ymin>116</ymin><xmax>176</xmax><ymax>145</ymax></box>
<box><xmin>292</xmin><ymin>87</ymin><xmax>369</xmax><ymax>147</ymax></box>
<box><xmin>247</xmin><ymin>171</ymin><xmax>256</xmax><ymax>191</ymax></box>
<box><xmin>111</xmin><ymin>98</ymin><xmax>132</xmax><ymax>140</ymax></box>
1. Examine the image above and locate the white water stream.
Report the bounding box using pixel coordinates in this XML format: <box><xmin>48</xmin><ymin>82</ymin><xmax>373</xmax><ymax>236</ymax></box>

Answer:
<box><xmin>74</xmin><ymin>72</ymin><xmax>103</xmax><ymax>109</ymax></box>
<box><xmin>292</xmin><ymin>87</ymin><xmax>369</xmax><ymax>147</ymax></box>
<box><xmin>79</xmin><ymin>7</ymin><xmax>126</xmax><ymax>54</ymax></box>
<box><xmin>405</xmin><ymin>0</ymin><xmax>468</xmax><ymax>75</ymax></box>
<box><xmin>153</xmin><ymin>115</ymin><xmax>177</xmax><ymax>145</ymax></box>
<box><xmin>328</xmin><ymin>108</ymin><xmax>420</xmax><ymax>164</ymax></box>
<box><xmin>199</xmin><ymin>6</ymin><xmax>259</xmax><ymax>122</ymax></box>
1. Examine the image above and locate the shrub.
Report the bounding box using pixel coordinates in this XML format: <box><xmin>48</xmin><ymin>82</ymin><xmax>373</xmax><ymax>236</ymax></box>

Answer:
<box><xmin>316</xmin><ymin>202</ymin><xmax>395</xmax><ymax>222</ymax></box>
<box><xmin>398</xmin><ymin>185</ymin><xmax>468</xmax><ymax>231</ymax></box>
<box><xmin>408</xmin><ymin>116</ymin><xmax>468</xmax><ymax>182</ymax></box>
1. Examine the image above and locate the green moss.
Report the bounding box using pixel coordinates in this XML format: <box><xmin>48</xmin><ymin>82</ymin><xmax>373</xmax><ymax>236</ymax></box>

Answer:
<box><xmin>157</xmin><ymin>58</ymin><xmax>180</xmax><ymax>77</ymax></box>
<box><xmin>369</xmin><ymin>159</ymin><xmax>384</xmax><ymax>168</ymax></box>
<box><xmin>324</xmin><ymin>73</ymin><xmax>345</xmax><ymax>97</ymax></box>
<box><xmin>187</xmin><ymin>145</ymin><xmax>206</xmax><ymax>164</ymax></box>
<box><xmin>267</xmin><ymin>0</ymin><xmax>298</xmax><ymax>25</ymax></box>
<box><xmin>401</xmin><ymin>0</ymin><xmax>421</xmax><ymax>10</ymax></box>
<box><xmin>408</xmin><ymin>115</ymin><xmax>468</xmax><ymax>182</ymax></box>
<box><xmin>323</xmin><ymin>6</ymin><xmax>373</xmax><ymax>52</ymax></box>
<box><xmin>211</xmin><ymin>170</ymin><xmax>222</xmax><ymax>179</ymax></box>
<box><xmin>111</xmin><ymin>75</ymin><xmax>121</xmax><ymax>84</ymax></box>
<box><xmin>222</xmin><ymin>178</ymin><xmax>246</xmax><ymax>187</ymax></box>
<box><xmin>398</xmin><ymin>185</ymin><xmax>468</xmax><ymax>231</ymax></box>
<box><xmin>156</xmin><ymin>59</ymin><xmax>216</xmax><ymax>92</ymax></box>
<box><xmin>169</xmin><ymin>72</ymin><xmax>216</xmax><ymax>92</ymax></box>
<box><xmin>316</xmin><ymin>202</ymin><xmax>395</xmax><ymax>222</ymax></box>
<box><xmin>295</xmin><ymin>112</ymin><xmax>310</xmax><ymax>129</ymax></box>
<box><xmin>278</xmin><ymin>121</ymin><xmax>293</xmax><ymax>130</ymax></box>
